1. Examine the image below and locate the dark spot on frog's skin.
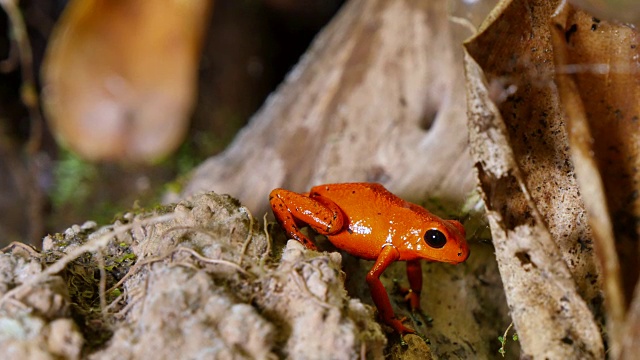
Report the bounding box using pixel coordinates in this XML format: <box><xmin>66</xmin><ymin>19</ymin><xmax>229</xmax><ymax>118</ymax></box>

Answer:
<box><xmin>614</xmin><ymin>109</ymin><xmax>623</xmax><ymax>120</ymax></box>
<box><xmin>347</xmin><ymin>227</ymin><xmax>353</xmax><ymax>234</ymax></box>
<box><xmin>565</xmin><ymin>23</ymin><xmax>577</xmax><ymax>43</ymax></box>
<box><xmin>325</xmin><ymin>186</ymin><xmax>329</xmax><ymax>191</ymax></box>
<box><xmin>352</xmin><ymin>190</ymin><xmax>356</xmax><ymax>194</ymax></box>
<box><xmin>377</xmin><ymin>213</ymin><xmax>381</xmax><ymax>216</ymax></box>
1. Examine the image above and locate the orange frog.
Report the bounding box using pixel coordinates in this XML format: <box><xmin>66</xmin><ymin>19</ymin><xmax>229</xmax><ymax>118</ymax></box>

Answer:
<box><xmin>269</xmin><ymin>182</ymin><xmax>469</xmax><ymax>334</ymax></box>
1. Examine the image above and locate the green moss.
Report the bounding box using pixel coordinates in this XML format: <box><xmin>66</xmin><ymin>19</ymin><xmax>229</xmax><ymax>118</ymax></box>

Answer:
<box><xmin>109</xmin><ymin>288</ymin><xmax>122</xmax><ymax>299</ymax></box>
<box><xmin>115</xmin><ymin>253</ymin><xmax>136</xmax><ymax>263</ymax></box>
<box><xmin>51</xmin><ymin>149</ymin><xmax>98</xmax><ymax>209</ymax></box>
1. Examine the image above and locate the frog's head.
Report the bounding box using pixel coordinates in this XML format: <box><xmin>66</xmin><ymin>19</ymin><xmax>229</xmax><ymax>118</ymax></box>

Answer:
<box><xmin>417</xmin><ymin>219</ymin><xmax>469</xmax><ymax>264</ymax></box>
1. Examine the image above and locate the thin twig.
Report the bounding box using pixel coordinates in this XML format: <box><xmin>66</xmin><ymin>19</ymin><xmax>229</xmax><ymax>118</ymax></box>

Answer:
<box><xmin>260</xmin><ymin>213</ymin><xmax>272</xmax><ymax>269</ymax></box>
<box><xmin>113</xmin><ymin>287</ymin><xmax>145</xmax><ymax>319</ymax></box>
<box><xmin>0</xmin><ymin>241</ymin><xmax>41</xmax><ymax>257</ymax></box>
<box><xmin>107</xmin><ymin>242</ymin><xmax>252</xmax><ymax>295</ymax></box>
<box><xmin>176</xmin><ymin>247</ymin><xmax>251</xmax><ymax>277</ymax></box>
<box><xmin>289</xmin><ymin>266</ymin><xmax>332</xmax><ymax>309</ymax></box>
<box><xmin>170</xmin><ymin>260</ymin><xmax>199</xmax><ymax>271</ymax></box>
<box><xmin>0</xmin><ymin>214</ymin><xmax>175</xmax><ymax>307</ymax></box>
<box><xmin>104</xmin><ymin>289</ymin><xmax>128</xmax><ymax>313</ymax></box>
<box><xmin>97</xmin><ymin>249</ymin><xmax>107</xmax><ymax>319</ymax></box>
<box><xmin>106</xmin><ymin>255</ymin><xmax>166</xmax><ymax>294</ymax></box>
<box><xmin>238</xmin><ymin>206</ymin><xmax>255</xmax><ymax>265</ymax></box>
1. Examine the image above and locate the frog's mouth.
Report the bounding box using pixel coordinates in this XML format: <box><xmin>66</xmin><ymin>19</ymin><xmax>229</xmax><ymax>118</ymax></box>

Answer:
<box><xmin>443</xmin><ymin>247</ymin><xmax>470</xmax><ymax>264</ymax></box>
<box><xmin>458</xmin><ymin>247</ymin><xmax>470</xmax><ymax>262</ymax></box>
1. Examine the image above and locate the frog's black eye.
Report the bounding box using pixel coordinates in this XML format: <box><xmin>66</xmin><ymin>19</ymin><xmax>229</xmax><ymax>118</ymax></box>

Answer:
<box><xmin>424</xmin><ymin>229</ymin><xmax>447</xmax><ymax>248</ymax></box>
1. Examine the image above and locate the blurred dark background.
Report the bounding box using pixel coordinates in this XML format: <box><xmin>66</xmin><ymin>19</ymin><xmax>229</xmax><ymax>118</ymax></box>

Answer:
<box><xmin>0</xmin><ymin>0</ymin><xmax>344</xmax><ymax>247</ymax></box>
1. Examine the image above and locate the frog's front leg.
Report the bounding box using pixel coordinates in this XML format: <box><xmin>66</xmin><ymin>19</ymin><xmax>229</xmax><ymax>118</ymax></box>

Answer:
<box><xmin>366</xmin><ymin>245</ymin><xmax>415</xmax><ymax>334</ymax></box>
<box><xmin>403</xmin><ymin>260</ymin><xmax>422</xmax><ymax>311</ymax></box>
<box><xmin>269</xmin><ymin>189</ymin><xmax>345</xmax><ymax>250</ymax></box>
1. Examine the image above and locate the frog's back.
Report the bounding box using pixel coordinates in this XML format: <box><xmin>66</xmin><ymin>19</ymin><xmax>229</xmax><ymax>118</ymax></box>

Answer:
<box><xmin>309</xmin><ymin>183</ymin><xmax>417</xmax><ymax>259</ymax></box>
<box><xmin>309</xmin><ymin>183</ymin><xmax>404</xmax><ymax>211</ymax></box>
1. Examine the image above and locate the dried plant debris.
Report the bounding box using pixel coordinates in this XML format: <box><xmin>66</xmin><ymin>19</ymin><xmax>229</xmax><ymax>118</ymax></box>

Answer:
<box><xmin>0</xmin><ymin>190</ymin><xmax>513</xmax><ymax>358</ymax></box>
<box><xmin>0</xmin><ymin>245</ymin><xmax>84</xmax><ymax>359</ymax></box>
<box><xmin>466</xmin><ymin>0</ymin><xmax>640</xmax><ymax>358</ymax></box>
<box><xmin>0</xmin><ymin>192</ymin><xmax>386</xmax><ymax>359</ymax></box>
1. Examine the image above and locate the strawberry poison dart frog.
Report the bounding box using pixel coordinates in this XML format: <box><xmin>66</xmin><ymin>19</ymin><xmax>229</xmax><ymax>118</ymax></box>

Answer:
<box><xmin>269</xmin><ymin>183</ymin><xmax>469</xmax><ymax>334</ymax></box>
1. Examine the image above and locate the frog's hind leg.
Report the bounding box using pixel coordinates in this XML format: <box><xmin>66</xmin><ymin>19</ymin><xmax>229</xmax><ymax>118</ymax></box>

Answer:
<box><xmin>269</xmin><ymin>189</ymin><xmax>345</xmax><ymax>250</ymax></box>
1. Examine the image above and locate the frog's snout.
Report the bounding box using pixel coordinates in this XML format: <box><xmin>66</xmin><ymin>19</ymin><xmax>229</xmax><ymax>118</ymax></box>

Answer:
<box><xmin>458</xmin><ymin>246</ymin><xmax>470</xmax><ymax>261</ymax></box>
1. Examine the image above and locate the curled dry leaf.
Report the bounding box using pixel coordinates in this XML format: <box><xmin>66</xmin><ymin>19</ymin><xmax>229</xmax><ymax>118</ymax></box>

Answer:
<box><xmin>465</xmin><ymin>0</ymin><xmax>605</xmax><ymax>358</ymax></box>
<box><xmin>42</xmin><ymin>0</ymin><xmax>212</xmax><ymax>162</ymax></box>
<box><xmin>551</xmin><ymin>3</ymin><xmax>640</xmax><ymax>358</ymax></box>
<box><xmin>569</xmin><ymin>0</ymin><xmax>640</xmax><ymax>25</ymax></box>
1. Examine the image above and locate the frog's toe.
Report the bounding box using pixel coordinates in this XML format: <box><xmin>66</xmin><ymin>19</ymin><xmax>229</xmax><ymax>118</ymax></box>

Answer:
<box><xmin>402</xmin><ymin>290</ymin><xmax>421</xmax><ymax>311</ymax></box>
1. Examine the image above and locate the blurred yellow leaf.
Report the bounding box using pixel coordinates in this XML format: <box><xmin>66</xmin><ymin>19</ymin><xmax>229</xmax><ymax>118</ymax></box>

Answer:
<box><xmin>42</xmin><ymin>0</ymin><xmax>212</xmax><ymax>162</ymax></box>
<box><xmin>569</xmin><ymin>0</ymin><xmax>640</xmax><ymax>25</ymax></box>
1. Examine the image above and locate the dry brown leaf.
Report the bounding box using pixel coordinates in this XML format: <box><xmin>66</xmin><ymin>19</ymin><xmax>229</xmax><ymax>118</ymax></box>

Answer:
<box><xmin>465</xmin><ymin>0</ymin><xmax>604</xmax><ymax>358</ymax></box>
<box><xmin>551</xmin><ymin>3</ymin><xmax>640</xmax><ymax>358</ymax></box>
<box><xmin>42</xmin><ymin>0</ymin><xmax>212</xmax><ymax>162</ymax></box>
